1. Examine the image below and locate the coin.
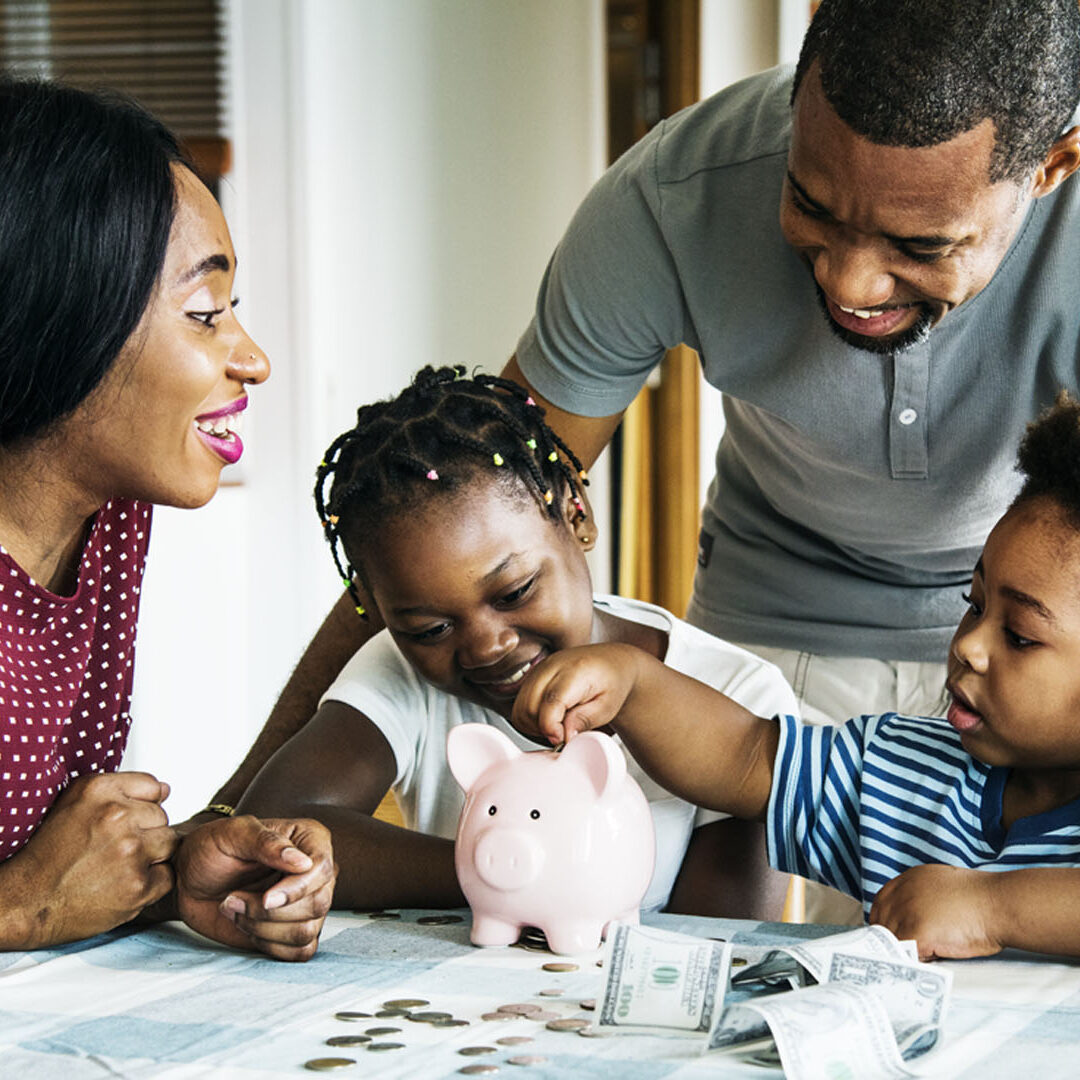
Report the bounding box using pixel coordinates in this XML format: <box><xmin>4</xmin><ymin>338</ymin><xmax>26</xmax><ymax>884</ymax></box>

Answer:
<box><xmin>431</xmin><ymin>1018</ymin><xmax>470</xmax><ymax>1028</ymax></box>
<box><xmin>375</xmin><ymin>1008</ymin><xmax>410</xmax><ymax>1018</ymax></box>
<box><xmin>496</xmin><ymin>1036</ymin><xmax>534</xmax><ymax>1046</ymax></box>
<box><xmin>383</xmin><ymin>998</ymin><xmax>429</xmax><ymax>1009</ymax></box>
<box><xmin>497</xmin><ymin>1003</ymin><xmax>541</xmax><ymax>1015</ymax></box>
<box><xmin>528</xmin><ymin>1010</ymin><xmax>561</xmax><ymax>1022</ymax></box>
<box><xmin>579</xmin><ymin>998</ymin><xmax>596</xmax><ymax>1010</ymax></box>
<box><xmin>364</xmin><ymin>1026</ymin><xmax>401</xmax><ymax>1036</ymax></box>
<box><xmin>538</xmin><ymin>988</ymin><xmax>564</xmax><ymax>997</ymax></box>
<box><xmin>541</xmin><ymin>961</ymin><xmax>578</xmax><ymax>972</ymax></box>
<box><xmin>458</xmin><ymin>1046</ymin><xmax>498</xmax><ymax>1056</ymax></box>
<box><xmin>367</xmin><ymin>1042</ymin><xmax>405</xmax><ymax>1052</ymax></box>
<box><xmin>304</xmin><ymin>1058</ymin><xmax>356</xmax><ymax>1071</ymax></box>
<box><xmin>366</xmin><ymin>911</ymin><xmax>401</xmax><ymax>920</ymax></box>
<box><xmin>417</xmin><ymin>914</ymin><xmax>464</xmax><ymax>925</ymax></box>
<box><xmin>481</xmin><ymin>1012</ymin><xmax>517</xmax><ymax>1021</ymax></box>
<box><xmin>325</xmin><ymin>1036</ymin><xmax>371</xmax><ymax>1048</ymax></box>
<box><xmin>731</xmin><ymin>957</ymin><xmax>748</xmax><ymax>967</ymax></box>
<box><xmin>459</xmin><ymin>1067</ymin><xmax>499</xmax><ymax>1076</ymax></box>
<box><xmin>546</xmin><ymin>1017</ymin><xmax>589</xmax><ymax>1032</ymax></box>
<box><xmin>407</xmin><ymin>1011</ymin><xmax>452</xmax><ymax>1022</ymax></box>
<box><xmin>333</xmin><ymin>1012</ymin><xmax>372</xmax><ymax>1022</ymax></box>
<box><xmin>577</xmin><ymin>1024</ymin><xmax>617</xmax><ymax>1038</ymax></box>
<box><xmin>507</xmin><ymin>1056</ymin><xmax>548</xmax><ymax>1066</ymax></box>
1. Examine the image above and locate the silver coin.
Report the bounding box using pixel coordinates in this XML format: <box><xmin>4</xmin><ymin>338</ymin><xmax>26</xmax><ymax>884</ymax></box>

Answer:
<box><xmin>528</xmin><ymin>1010</ymin><xmax>561</xmax><ymax>1022</ymax></box>
<box><xmin>579</xmin><ymin>998</ymin><xmax>596</xmax><ymax>1010</ymax></box>
<box><xmin>366</xmin><ymin>911</ymin><xmax>401</xmax><ymax>920</ymax></box>
<box><xmin>577</xmin><ymin>1024</ymin><xmax>617</xmax><ymax>1038</ymax></box>
<box><xmin>367</xmin><ymin>1042</ymin><xmax>406</xmax><ymax>1052</ymax></box>
<box><xmin>507</xmin><ymin>1056</ymin><xmax>548</xmax><ymax>1066</ymax></box>
<box><xmin>497</xmin><ymin>1003</ymin><xmax>541</xmax><ymax>1016</ymax></box>
<box><xmin>541</xmin><ymin>961</ymin><xmax>578</xmax><ymax>972</ymax></box>
<box><xmin>363</xmin><ymin>1026</ymin><xmax>401</xmax><ymax>1036</ymax></box>
<box><xmin>408</xmin><ymin>1011</ymin><xmax>453</xmax><ymax>1022</ymax></box>
<box><xmin>481</xmin><ymin>1012</ymin><xmax>518</xmax><ymax>1021</ymax></box>
<box><xmin>546</xmin><ymin>1017</ymin><xmax>589</xmax><ymax>1032</ymax></box>
<box><xmin>383</xmin><ymin>998</ymin><xmax>429</xmax><ymax>1009</ymax></box>
<box><xmin>538</xmin><ymin>988</ymin><xmax>564</xmax><ymax>997</ymax></box>
<box><xmin>325</xmin><ymin>1036</ymin><xmax>371</xmax><ymax>1048</ymax></box>
<box><xmin>304</xmin><ymin>1058</ymin><xmax>356</xmax><ymax>1071</ymax></box>
<box><xmin>333</xmin><ymin>1011</ymin><xmax>372</xmax><ymax>1022</ymax></box>
<box><xmin>431</xmin><ymin>1018</ymin><xmax>470</xmax><ymax>1027</ymax></box>
<box><xmin>375</xmin><ymin>1008</ymin><xmax>410</xmax><ymax>1018</ymax></box>
<box><xmin>459</xmin><ymin>1067</ymin><xmax>500</xmax><ymax>1076</ymax></box>
<box><xmin>458</xmin><ymin>1045</ymin><xmax>498</xmax><ymax>1056</ymax></box>
<box><xmin>496</xmin><ymin>1036</ymin><xmax>534</xmax><ymax>1046</ymax></box>
<box><xmin>417</xmin><ymin>914</ymin><xmax>464</xmax><ymax>925</ymax></box>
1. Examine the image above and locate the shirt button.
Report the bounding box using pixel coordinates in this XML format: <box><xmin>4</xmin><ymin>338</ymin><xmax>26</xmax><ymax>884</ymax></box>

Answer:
<box><xmin>898</xmin><ymin>408</ymin><xmax>918</xmax><ymax>425</ymax></box>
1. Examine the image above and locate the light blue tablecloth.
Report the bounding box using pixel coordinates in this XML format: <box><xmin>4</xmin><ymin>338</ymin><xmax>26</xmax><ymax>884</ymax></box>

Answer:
<box><xmin>0</xmin><ymin>909</ymin><xmax>1077</xmax><ymax>1078</ymax></box>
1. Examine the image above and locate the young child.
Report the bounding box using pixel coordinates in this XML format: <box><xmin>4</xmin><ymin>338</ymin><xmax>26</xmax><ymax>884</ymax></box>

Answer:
<box><xmin>513</xmin><ymin>392</ymin><xmax>1080</xmax><ymax>960</ymax></box>
<box><xmin>238</xmin><ymin>365</ymin><xmax>797</xmax><ymax>916</ymax></box>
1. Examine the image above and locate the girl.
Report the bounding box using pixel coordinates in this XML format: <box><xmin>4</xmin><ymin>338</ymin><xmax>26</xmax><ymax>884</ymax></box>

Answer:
<box><xmin>513</xmin><ymin>392</ymin><xmax>1080</xmax><ymax>960</ymax></box>
<box><xmin>0</xmin><ymin>78</ymin><xmax>333</xmax><ymax>955</ymax></box>
<box><xmin>238</xmin><ymin>365</ymin><xmax>797</xmax><ymax>915</ymax></box>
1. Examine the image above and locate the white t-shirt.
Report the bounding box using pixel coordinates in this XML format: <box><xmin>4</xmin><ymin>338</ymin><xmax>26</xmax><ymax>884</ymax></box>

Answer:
<box><xmin>322</xmin><ymin>594</ymin><xmax>797</xmax><ymax>912</ymax></box>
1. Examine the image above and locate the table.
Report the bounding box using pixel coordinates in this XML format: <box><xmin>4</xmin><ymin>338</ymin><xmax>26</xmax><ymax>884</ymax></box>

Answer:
<box><xmin>1</xmin><ymin>909</ymin><xmax>1078</xmax><ymax>1078</ymax></box>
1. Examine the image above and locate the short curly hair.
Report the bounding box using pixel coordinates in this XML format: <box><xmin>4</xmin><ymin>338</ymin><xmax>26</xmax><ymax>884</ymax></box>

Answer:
<box><xmin>1013</xmin><ymin>391</ymin><xmax>1080</xmax><ymax>529</ymax></box>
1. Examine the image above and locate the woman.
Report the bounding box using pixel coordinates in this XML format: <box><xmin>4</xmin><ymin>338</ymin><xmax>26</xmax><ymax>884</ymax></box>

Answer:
<box><xmin>0</xmin><ymin>78</ymin><xmax>334</xmax><ymax>957</ymax></box>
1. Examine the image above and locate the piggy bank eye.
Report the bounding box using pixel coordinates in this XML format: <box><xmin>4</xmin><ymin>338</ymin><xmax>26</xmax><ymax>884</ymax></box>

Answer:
<box><xmin>530</xmin><ymin>809</ymin><xmax>541</xmax><ymax>820</ymax></box>
<box><xmin>488</xmin><ymin>805</ymin><xmax>497</xmax><ymax>816</ymax></box>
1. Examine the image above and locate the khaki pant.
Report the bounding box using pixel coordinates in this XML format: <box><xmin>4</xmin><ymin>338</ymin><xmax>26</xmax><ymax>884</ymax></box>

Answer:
<box><xmin>736</xmin><ymin>644</ymin><xmax>950</xmax><ymax>925</ymax></box>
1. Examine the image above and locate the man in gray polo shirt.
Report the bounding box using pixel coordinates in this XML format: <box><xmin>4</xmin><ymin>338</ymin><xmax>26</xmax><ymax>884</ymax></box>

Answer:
<box><xmin>500</xmin><ymin>0</ymin><xmax>1080</xmax><ymax>917</ymax></box>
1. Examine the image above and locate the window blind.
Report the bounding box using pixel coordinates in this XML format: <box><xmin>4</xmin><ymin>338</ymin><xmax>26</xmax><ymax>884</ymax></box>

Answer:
<box><xmin>0</xmin><ymin>0</ymin><xmax>228</xmax><ymax>178</ymax></box>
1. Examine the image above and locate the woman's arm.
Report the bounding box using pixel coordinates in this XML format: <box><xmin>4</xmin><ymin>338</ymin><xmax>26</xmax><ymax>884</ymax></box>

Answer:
<box><xmin>236</xmin><ymin>700</ymin><xmax>464</xmax><ymax>910</ymax></box>
<box><xmin>512</xmin><ymin>643</ymin><xmax>778</xmax><ymax>820</ymax></box>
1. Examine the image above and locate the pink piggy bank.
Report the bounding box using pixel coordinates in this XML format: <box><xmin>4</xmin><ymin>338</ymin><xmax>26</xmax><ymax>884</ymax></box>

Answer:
<box><xmin>446</xmin><ymin>724</ymin><xmax>656</xmax><ymax>955</ymax></box>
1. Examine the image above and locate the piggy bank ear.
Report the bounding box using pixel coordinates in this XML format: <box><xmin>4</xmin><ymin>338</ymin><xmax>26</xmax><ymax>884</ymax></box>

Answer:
<box><xmin>447</xmin><ymin>724</ymin><xmax>522</xmax><ymax>791</ymax></box>
<box><xmin>559</xmin><ymin>731</ymin><xmax>626</xmax><ymax>800</ymax></box>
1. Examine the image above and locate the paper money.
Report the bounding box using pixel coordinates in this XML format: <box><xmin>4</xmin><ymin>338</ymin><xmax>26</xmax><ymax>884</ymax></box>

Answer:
<box><xmin>596</xmin><ymin>922</ymin><xmax>732</xmax><ymax>1036</ymax></box>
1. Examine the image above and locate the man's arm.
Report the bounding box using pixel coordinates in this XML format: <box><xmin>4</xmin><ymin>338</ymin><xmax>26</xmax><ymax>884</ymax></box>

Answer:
<box><xmin>208</xmin><ymin>589</ymin><xmax>381</xmax><ymax>809</ymax></box>
<box><xmin>237</xmin><ymin>700</ymin><xmax>464</xmax><ymax>910</ymax></box>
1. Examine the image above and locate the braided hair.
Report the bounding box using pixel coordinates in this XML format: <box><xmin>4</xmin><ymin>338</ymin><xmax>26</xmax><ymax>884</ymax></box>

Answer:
<box><xmin>1013</xmin><ymin>390</ymin><xmax>1080</xmax><ymax>531</ymax></box>
<box><xmin>315</xmin><ymin>365</ymin><xmax>590</xmax><ymax>617</ymax></box>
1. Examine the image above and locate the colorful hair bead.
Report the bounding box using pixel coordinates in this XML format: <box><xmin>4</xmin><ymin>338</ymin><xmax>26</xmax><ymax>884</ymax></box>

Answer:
<box><xmin>526</xmin><ymin>438</ymin><xmax>537</xmax><ymax>450</ymax></box>
<box><xmin>579</xmin><ymin>469</ymin><xmax>588</xmax><ymax>481</ymax></box>
<box><xmin>493</xmin><ymin>452</ymin><xmax>504</xmax><ymax>466</ymax></box>
<box><xmin>355</xmin><ymin>603</ymin><xmax>366</xmax><ymax>617</ymax></box>
<box><xmin>544</xmin><ymin>489</ymin><xmax>554</xmax><ymax>504</ymax></box>
<box><xmin>548</xmin><ymin>450</ymin><xmax>558</xmax><ymax>462</ymax></box>
<box><xmin>341</xmin><ymin>576</ymin><xmax>352</xmax><ymax>588</ymax></box>
<box><xmin>426</xmin><ymin>469</ymin><xmax>439</xmax><ymax>480</ymax></box>
<box><xmin>329</xmin><ymin>514</ymin><xmax>339</xmax><ymax>525</ymax></box>
<box><xmin>526</xmin><ymin>396</ymin><xmax>536</xmax><ymax>407</ymax></box>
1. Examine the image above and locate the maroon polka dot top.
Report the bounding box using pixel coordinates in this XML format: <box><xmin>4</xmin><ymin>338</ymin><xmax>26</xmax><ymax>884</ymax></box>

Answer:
<box><xmin>0</xmin><ymin>499</ymin><xmax>151</xmax><ymax>861</ymax></box>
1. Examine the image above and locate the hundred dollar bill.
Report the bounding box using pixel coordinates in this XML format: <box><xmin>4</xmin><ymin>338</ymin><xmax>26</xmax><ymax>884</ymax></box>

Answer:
<box><xmin>597</xmin><ymin>922</ymin><xmax>732</xmax><ymax>1036</ymax></box>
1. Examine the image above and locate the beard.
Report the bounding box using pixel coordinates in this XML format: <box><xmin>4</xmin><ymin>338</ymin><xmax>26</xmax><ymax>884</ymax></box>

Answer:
<box><xmin>813</xmin><ymin>283</ymin><xmax>934</xmax><ymax>354</ymax></box>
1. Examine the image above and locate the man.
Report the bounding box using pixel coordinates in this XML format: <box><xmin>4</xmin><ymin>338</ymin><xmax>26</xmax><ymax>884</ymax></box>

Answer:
<box><xmin>225</xmin><ymin>0</ymin><xmax>1080</xmax><ymax>920</ymax></box>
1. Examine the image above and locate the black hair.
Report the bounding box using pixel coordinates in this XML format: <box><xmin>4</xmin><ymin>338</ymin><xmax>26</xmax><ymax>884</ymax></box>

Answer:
<box><xmin>314</xmin><ymin>365</ymin><xmax>590</xmax><ymax>616</ymax></box>
<box><xmin>792</xmin><ymin>0</ymin><xmax>1080</xmax><ymax>184</ymax></box>
<box><xmin>0</xmin><ymin>78</ymin><xmax>190</xmax><ymax>445</ymax></box>
<box><xmin>1013</xmin><ymin>391</ymin><xmax>1080</xmax><ymax>530</ymax></box>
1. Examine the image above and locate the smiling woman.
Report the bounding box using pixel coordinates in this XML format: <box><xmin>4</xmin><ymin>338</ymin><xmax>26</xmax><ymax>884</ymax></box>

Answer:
<box><xmin>0</xmin><ymin>78</ymin><xmax>335</xmax><ymax>958</ymax></box>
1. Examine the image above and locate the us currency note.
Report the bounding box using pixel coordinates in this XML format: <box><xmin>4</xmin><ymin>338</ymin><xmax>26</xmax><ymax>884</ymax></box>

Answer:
<box><xmin>597</xmin><ymin>922</ymin><xmax>732</xmax><ymax>1036</ymax></box>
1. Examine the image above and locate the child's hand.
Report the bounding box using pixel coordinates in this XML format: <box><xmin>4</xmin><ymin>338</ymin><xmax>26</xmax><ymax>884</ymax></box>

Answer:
<box><xmin>869</xmin><ymin>864</ymin><xmax>1003</xmax><ymax>960</ymax></box>
<box><xmin>511</xmin><ymin>643</ymin><xmax>641</xmax><ymax>746</ymax></box>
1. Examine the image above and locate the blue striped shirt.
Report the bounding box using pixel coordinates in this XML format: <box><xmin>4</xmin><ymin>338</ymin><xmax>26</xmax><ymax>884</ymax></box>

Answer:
<box><xmin>767</xmin><ymin>713</ymin><xmax>1080</xmax><ymax>915</ymax></box>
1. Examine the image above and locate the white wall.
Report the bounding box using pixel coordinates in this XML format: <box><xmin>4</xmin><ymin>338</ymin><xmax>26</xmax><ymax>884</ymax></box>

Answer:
<box><xmin>126</xmin><ymin>0</ymin><xmax>607</xmax><ymax>820</ymax></box>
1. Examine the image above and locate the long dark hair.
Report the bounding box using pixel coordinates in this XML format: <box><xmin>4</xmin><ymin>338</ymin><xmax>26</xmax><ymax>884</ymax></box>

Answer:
<box><xmin>0</xmin><ymin>78</ymin><xmax>191</xmax><ymax>445</ymax></box>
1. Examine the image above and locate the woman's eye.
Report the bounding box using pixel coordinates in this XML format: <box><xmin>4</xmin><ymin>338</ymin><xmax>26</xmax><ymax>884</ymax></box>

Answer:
<box><xmin>1004</xmin><ymin>628</ymin><xmax>1037</xmax><ymax>650</ymax></box>
<box><xmin>187</xmin><ymin>307</ymin><xmax>224</xmax><ymax>327</ymax></box>
<box><xmin>500</xmin><ymin>577</ymin><xmax>536</xmax><ymax>606</ymax></box>
<box><xmin>960</xmin><ymin>591</ymin><xmax>982</xmax><ymax>617</ymax></box>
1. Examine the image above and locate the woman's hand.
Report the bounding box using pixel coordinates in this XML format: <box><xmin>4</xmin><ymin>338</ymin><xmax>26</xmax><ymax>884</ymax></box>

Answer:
<box><xmin>869</xmin><ymin>864</ymin><xmax>1002</xmax><ymax>960</ymax></box>
<box><xmin>511</xmin><ymin>643</ymin><xmax>642</xmax><ymax>746</ymax></box>
<box><xmin>174</xmin><ymin>815</ymin><xmax>337</xmax><ymax>962</ymax></box>
<box><xmin>0</xmin><ymin>771</ymin><xmax>176</xmax><ymax>949</ymax></box>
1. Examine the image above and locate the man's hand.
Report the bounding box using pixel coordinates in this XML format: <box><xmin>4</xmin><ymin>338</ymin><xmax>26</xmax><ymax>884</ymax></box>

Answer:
<box><xmin>174</xmin><ymin>816</ymin><xmax>336</xmax><ymax>962</ymax></box>
<box><xmin>870</xmin><ymin>864</ymin><xmax>1002</xmax><ymax>960</ymax></box>
<box><xmin>511</xmin><ymin>643</ymin><xmax>640</xmax><ymax>746</ymax></box>
<box><xmin>0</xmin><ymin>771</ymin><xmax>175</xmax><ymax>949</ymax></box>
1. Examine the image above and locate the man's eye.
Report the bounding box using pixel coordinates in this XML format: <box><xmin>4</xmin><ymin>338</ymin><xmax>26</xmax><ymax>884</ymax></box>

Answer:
<box><xmin>900</xmin><ymin>245</ymin><xmax>948</xmax><ymax>265</ymax></box>
<box><xmin>790</xmin><ymin>192</ymin><xmax>828</xmax><ymax>220</ymax></box>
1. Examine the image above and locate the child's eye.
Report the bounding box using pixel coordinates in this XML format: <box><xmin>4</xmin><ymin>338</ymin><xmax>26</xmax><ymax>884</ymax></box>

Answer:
<box><xmin>405</xmin><ymin>622</ymin><xmax>451</xmax><ymax>643</ymax></box>
<box><xmin>960</xmin><ymin>591</ymin><xmax>982</xmax><ymax>617</ymax></box>
<box><xmin>1004</xmin><ymin>628</ymin><xmax>1037</xmax><ymax>650</ymax></box>
<box><xmin>499</xmin><ymin>576</ymin><xmax>537</xmax><ymax>606</ymax></box>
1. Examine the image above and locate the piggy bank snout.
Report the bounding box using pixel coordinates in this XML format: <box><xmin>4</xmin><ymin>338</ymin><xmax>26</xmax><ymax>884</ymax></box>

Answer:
<box><xmin>472</xmin><ymin>827</ymin><xmax>545</xmax><ymax>891</ymax></box>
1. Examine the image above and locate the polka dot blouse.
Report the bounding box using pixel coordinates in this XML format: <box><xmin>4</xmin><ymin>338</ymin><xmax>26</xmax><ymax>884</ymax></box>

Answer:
<box><xmin>0</xmin><ymin>499</ymin><xmax>151</xmax><ymax>862</ymax></box>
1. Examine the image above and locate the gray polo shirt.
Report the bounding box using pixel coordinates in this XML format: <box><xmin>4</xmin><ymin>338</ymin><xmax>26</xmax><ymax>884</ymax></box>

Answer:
<box><xmin>515</xmin><ymin>65</ymin><xmax>1080</xmax><ymax>662</ymax></box>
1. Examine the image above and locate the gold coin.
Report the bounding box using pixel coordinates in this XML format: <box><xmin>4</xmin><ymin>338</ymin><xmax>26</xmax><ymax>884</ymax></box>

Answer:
<box><xmin>304</xmin><ymin>1058</ymin><xmax>356</xmax><ymax>1071</ymax></box>
<box><xmin>541</xmin><ymin>961</ymin><xmax>578</xmax><ymax>972</ymax></box>
<box><xmin>363</xmin><ymin>1026</ymin><xmax>401</xmax><ymax>1036</ymax></box>
<box><xmin>546</xmin><ymin>1018</ymin><xmax>589</xmax><ymax>1032</ymax></box>
<box><xmin>383</xmin><ymin>998</ymin><xmax>429</xmax><ymax>1009</ymax></box>
<box><xmin>459</xmin><ymin>1067</ymin><xmax>499</xmax><ymax>1076</ymax></box>
<box><xmin>325</xmin><ymin>1036</ymin><xmax>370</xmax><ymax>1048</ymax></box>
<box><xmin>333</xmin><ymin>1012</ymin><xmax>372</xmax><ymax>1022</ymax></box>
<box><xmin>458</xmin><ymin>1046</ymin><xmax>498</xmax><ymax>1056</ymax></box>
<box><xmin>367</xmin><ymin>1042</ymin><xmax>406</xmax><ymax>1052</ymax></box>
<box><xmin>496</xmin><ymin>1036</ymin><xmax>534</xmax><ymax>1046</ymax></box>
